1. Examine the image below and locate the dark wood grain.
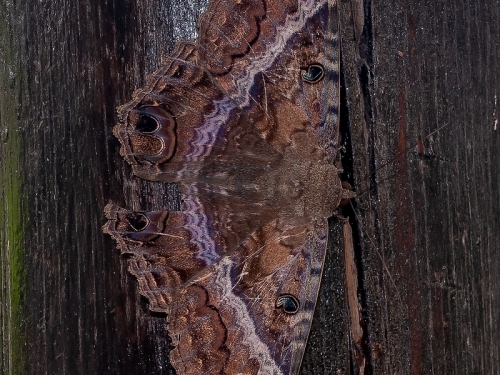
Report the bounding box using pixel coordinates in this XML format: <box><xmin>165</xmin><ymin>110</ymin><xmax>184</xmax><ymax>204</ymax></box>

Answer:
<box><xmin>341</xmin><ymin>0</ymin><xmax>500</xmax><ymax>373</ymax></box>
<box><xmin>0</xmin><ymin>0</ymin><xmax>499</xmax><ymax>374</ymax></box>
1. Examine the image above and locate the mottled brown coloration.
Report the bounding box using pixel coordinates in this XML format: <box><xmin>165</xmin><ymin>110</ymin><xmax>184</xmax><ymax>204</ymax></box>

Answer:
<box><xmin>2</xmin><ymin>0</ymin><xmax>499</xmax><ymax>374</ymax></box>
<box><xmin>104</xmin><ymin>0</ymin><xmax>352</xmax><ymax>373</ymax></box>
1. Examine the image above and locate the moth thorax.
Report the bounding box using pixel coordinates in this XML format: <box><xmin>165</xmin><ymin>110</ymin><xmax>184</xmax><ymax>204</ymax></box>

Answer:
<box><xmin>302</xmin><ymin>163</ymin><xmax>343</xmax><ymax>219</ymax></box>
<box><xmin>272</xmin><ymin>160</ymin><xmax>342</xmax><ymax>219</ymax></box>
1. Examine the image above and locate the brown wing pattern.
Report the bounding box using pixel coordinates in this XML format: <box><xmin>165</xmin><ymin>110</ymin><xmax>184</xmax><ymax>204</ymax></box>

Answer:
<box><xmin>105</xmin><ymin>0</ymin><xmax>342</xmax><ymax>374</ymax></box>
<box><xmin>167</xmin><ymin>221</ymin><xmax>329</xmax><ymax>375</ymax></box>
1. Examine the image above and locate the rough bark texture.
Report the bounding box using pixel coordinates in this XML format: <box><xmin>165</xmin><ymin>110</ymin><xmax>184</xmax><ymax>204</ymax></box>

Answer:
<box><xmin>0</xmin><ymin>0</ymin><xmax>498</xmax><ymax>374</ymax></box>
<box><xmin>341</xmin><ymin>0</ymin><xmax>500</xmax><ymax>373</ymax></box>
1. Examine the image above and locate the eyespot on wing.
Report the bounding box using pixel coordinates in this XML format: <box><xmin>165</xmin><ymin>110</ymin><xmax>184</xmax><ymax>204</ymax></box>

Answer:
<box><xmin>115</xmin><ymin>106</ymin><xmax>177</xmax><ymax>165</ymax></box>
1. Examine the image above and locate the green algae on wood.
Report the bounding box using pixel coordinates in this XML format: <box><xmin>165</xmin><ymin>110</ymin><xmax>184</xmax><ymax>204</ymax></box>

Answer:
<box><xmin>0</xmin><ymin>1</ymin><xmax>27</xmax><ymax>373</ymax></box>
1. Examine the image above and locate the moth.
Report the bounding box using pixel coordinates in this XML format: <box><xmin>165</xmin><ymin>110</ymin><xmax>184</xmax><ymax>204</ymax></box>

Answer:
<box><xmin>103</xmin><ymin>0</ymin><xmax>354</xmax><ymax>373</ymax></box>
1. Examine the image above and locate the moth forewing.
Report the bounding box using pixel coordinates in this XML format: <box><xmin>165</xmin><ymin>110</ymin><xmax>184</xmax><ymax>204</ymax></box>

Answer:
<box><xmin>104</xmin><ymin>0</ymin><xmax>350</xmax><ymax>374</ymax></box>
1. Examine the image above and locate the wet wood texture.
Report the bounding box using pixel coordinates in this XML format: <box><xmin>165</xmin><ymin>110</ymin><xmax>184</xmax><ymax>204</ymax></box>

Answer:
<box><xmin>0</xmin><ymin>0</ymin><xmax>499</xmax><ymax>374</ymax></box>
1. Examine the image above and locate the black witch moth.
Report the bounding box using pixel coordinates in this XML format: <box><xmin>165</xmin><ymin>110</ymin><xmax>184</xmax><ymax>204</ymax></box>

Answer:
<box><xmin>104</xmin><ymin>0</ymin><xmax>353</xmax><ymax>373</ymax></box>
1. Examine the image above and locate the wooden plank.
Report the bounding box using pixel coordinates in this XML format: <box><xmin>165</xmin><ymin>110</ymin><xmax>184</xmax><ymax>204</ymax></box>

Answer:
<box><xmin>0</xmin><ymin>0</ymin><xmax>498</xmax><ymax>374</ymax></box>
<box><xmin>341</xmin><ymin>0</ymin><xmax>500</xmax><ymax>373</ymax></box>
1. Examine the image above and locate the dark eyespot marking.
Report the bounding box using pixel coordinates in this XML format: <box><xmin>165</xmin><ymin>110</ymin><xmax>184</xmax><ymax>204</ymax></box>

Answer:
<box><xmin>275</xmin><ymin>294</ymin><xmax>300</xmax><ymax>314</ymax></box>
<box><xmin>127</xmin><ymin>106</ymin><xmax>177</xmax><ymax>163</ymax></box>
<box><xmin>136</xmin><ymin>114</ymin><xmax>159</xmax><ymax>133</ymax></box>
<box><xmin>114</xmin><ymin>210</ymin><xmax>169</xmax><ymax>242</ymax></box>
<box><xmin>125</xmin><ymin>212</ymin><xmax>149</xmax><ymax>232</ymax></box>
<box><xmin>301</xmin><ymin>63</ymin><xmax>324</xmax><ymax>83</ymax></box>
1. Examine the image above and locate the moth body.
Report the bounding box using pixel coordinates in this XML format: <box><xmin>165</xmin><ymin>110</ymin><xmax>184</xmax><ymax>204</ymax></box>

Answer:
<box><xmin>105</xmin><ymin>0</ymin><xmax>343</xmax><ymax>373</ymax></box>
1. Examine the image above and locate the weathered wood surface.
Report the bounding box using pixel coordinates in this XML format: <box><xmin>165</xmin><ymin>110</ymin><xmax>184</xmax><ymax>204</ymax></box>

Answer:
<box><xmin>0</xmin><ymin>0</ymin><xmax>498</xmax><ymax>374</ymax></box>
<box><xmin>341</xmin><ymin>1</ymin><xmax>500</xmax><ymax>373</ymax></box>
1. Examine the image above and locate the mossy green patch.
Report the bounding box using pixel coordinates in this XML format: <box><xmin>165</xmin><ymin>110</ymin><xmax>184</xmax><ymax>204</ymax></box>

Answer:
<box><xmin>0</xmin><ymin>124</ymin><xmax>26</xmax><ymax>375</ymax></box>
<box><xmin>0</xmin><ymin>2</ymin><xmax>27</xmax><ymax>374</ymax></box>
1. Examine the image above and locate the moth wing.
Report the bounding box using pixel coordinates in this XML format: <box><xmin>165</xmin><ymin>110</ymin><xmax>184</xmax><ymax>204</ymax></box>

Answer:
<box><xmin>198</xmin><ymin>0</ymin><xmax>340</xmax><ymax>159</ymax></box>
<box><xmin>167</xmin><ymin>219</ymin><xmax>329</xmax><ymax>375</ymax></box>
<box><xmin>114</xmin><ymin>0</ymin><xmax>339</xmax><ymax>185</ymax></box>
<box><xmin>103</xmin><ymin>186</ymin><xmax>281</xmax><ymax>311</ymax></box>
<box><xmin>107</xmin><ymin>0</ymin><xmax>341</xmax><ymax>374</ymax></box>
<box><xmin>114</xmin><ymin>42</ymin><xmax>268</xmax><ymax>183</ymax></box>
<box><xmin>103</xmin><ymin>204</ymin><xmax>210</xmax><ymax>311</ymax></box>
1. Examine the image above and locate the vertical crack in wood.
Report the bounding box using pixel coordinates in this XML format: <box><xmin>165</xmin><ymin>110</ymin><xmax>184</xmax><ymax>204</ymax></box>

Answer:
<box><xmin>342</xmin><ymin>219</ymin><xmax>366</xmax><ymax>372</ymax></box>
